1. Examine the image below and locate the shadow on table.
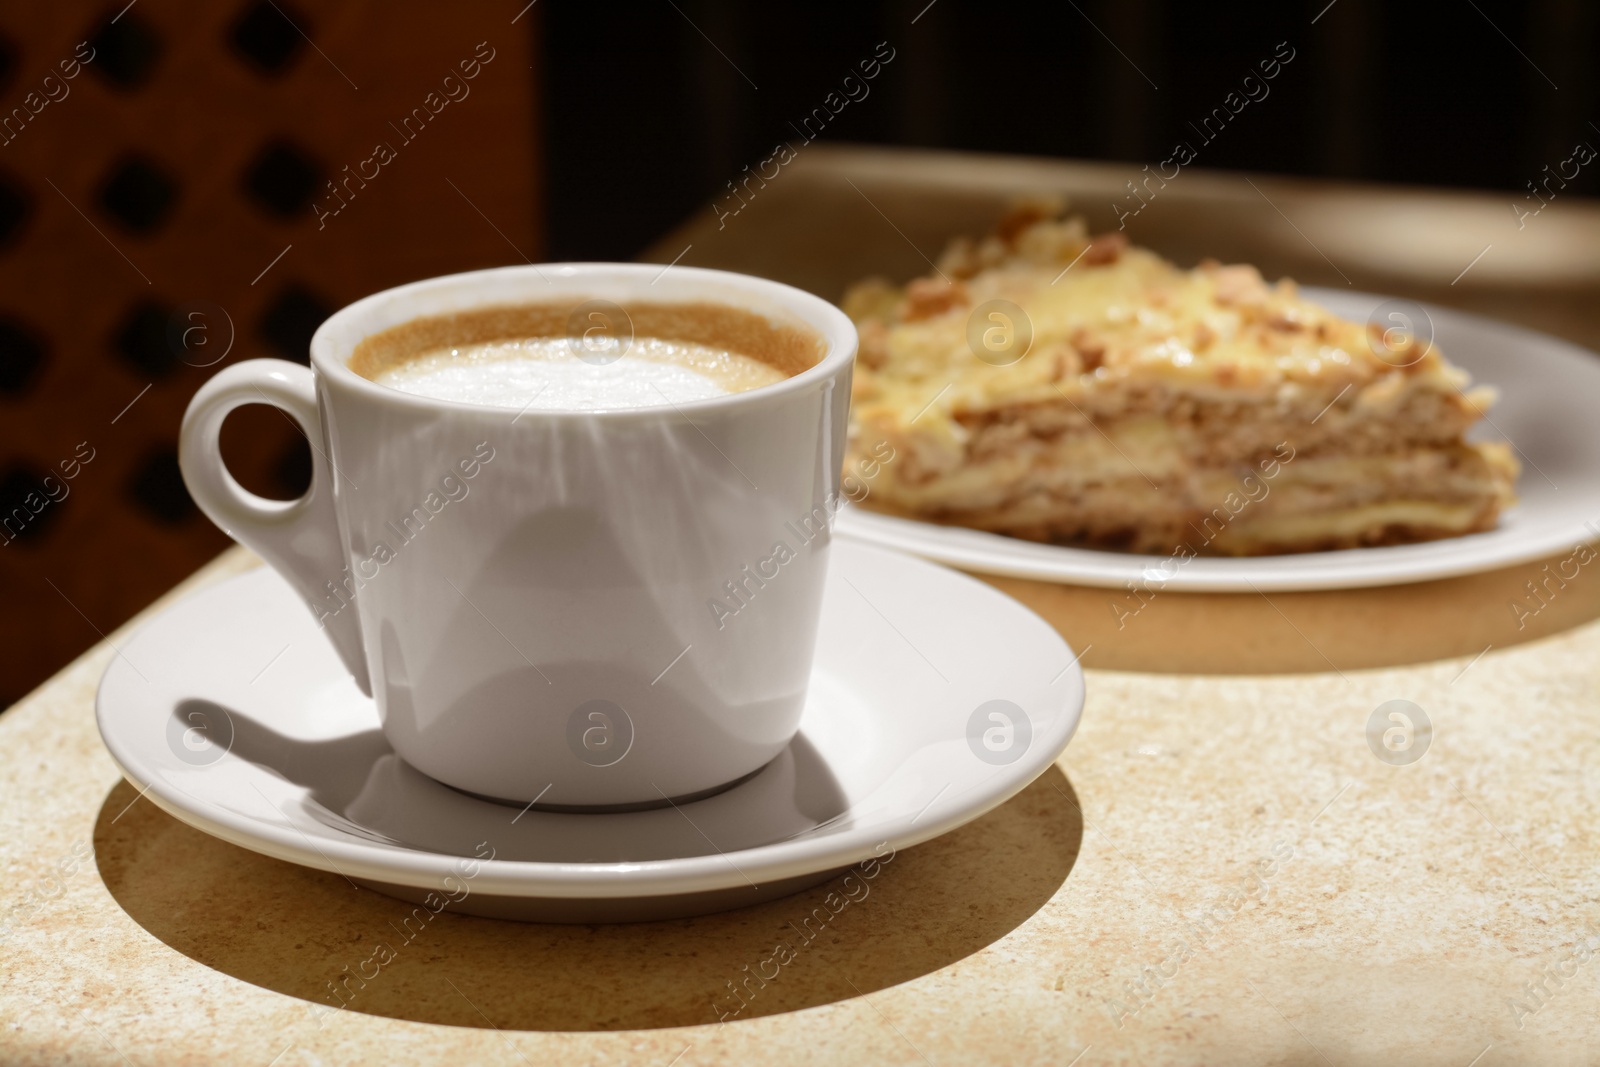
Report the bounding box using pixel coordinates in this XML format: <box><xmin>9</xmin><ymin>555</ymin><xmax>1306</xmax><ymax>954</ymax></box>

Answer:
<box><xmin>93</xmin><ymin>767</ymin><xmax>1083</xmax><ymax>1031</ymax></box>
<box><xmin>983</xmin><ymin>545</ymin><xmax>1600</xmax><ymax>674</ymax></box>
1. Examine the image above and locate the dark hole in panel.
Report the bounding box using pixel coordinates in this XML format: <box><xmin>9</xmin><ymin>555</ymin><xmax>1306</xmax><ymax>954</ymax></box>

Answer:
<box><xmin>97</xmin><ymin>155</ymin><xmax>178</xmax><ymax>234</ymax></box>
<box><xmin>112</xmin><ymin>299</ymin><xmax>180</xmax><ymax>378</ymax></box>
<box><xmin>273</xmin><ymin>433</ymin><xmax>313</xmax><ymax>498</ymax></box>
<box><xmin>0</xmin><ymin>463</ymin><xmax>66</xmax><ymax>545</ymax></box>
<box><xmin>86</xmin><ymin>10</ymin><xmax>163</xmax><ymax>90</ymax></box>
<box><xmin>242</xmin><ymin>140</ymin><xmax>323</xmax><ymax>218</ymax></box>
<box><xmin>0</xmin><ymin>316</ymin><xmax>47</xmax><ymax>394</ymax></box>
<box><xmin>127</xmin><ymin>446</ymin><xmax>196</xmax><ymax>524</ymax></box>
<box><xmin>0</xmin><ymin>170</ymin><xmax>30</xmax><ymax>248</ymax></box>
<box><xmin>229</xmin><ymin>0</ymin><xmax>306</xmax><ymax>75</ymax></box>
<box><xmin>258</xmin><ymin>284</ymin><xmax>331</xmax><ymax>364</ymax></box>
<box><xmin>0</xmin><ymin>34</ymin><xmax>17</xmax><ymax>94</ymax></box>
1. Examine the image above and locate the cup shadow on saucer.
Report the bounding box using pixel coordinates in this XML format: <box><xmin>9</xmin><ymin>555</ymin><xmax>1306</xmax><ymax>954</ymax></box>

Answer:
<box><xmin>166</xmin><ymin>698</ymin><xmax>852</xmax><ymax>866</ymax></box>
<box><xmin>94</xmin><ymin>758</ymin><xmax>1084</xmax><ymax>1031</ymax></box>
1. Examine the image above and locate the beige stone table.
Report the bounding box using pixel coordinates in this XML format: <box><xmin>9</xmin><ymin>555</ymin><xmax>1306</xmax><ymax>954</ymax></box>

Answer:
<box><xmin>4</xmin><ymin>536</ymin><xmax>1600</xmax><ymax>1066</ymax></box>
<box><xmin>7</xmin><ymin>148</ymin><xmax>1600</xmax><ymax>1064</ymax></box>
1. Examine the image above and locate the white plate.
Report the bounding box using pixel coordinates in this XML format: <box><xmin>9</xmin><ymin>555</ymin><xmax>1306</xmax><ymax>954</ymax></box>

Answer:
<box><xmin>95</xmin><ymin>541</ymin><xmax>1083</xmax><ymax>922</ymax></box>
<box><xmin>837</xmin><ymin>289</ymin><xmax>1600</xmax><ymax>591</ymax></box>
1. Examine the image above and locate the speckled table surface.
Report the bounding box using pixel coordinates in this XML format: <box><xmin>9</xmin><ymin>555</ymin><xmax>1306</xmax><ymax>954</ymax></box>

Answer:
<box><xmin>3</xmin><ymin>541</ymin><xmax>1600</xmax><ymax>1066</ymax></box>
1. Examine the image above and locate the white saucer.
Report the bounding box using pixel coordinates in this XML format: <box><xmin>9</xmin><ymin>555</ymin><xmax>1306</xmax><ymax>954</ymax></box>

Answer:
<box><xmin>837</xmin><ymin>289</ymin><xmax>1600</xmax><ymax>592</ymax></box>
<box><xmin>96</xmin><ymin>541</ymin><xmax>1083</xmax><ymax>922</ymax></box>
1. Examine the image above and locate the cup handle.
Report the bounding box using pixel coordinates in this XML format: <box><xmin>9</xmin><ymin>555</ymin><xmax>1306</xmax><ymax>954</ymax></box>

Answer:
<box><xmin>179</xmin><ymin>359</ymin><xmax>371</xmax><ymax>695</ymax></box>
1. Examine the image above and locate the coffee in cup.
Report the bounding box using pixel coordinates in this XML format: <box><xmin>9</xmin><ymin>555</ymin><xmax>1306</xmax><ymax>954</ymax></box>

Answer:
<box><xmin>349</xmin><ymin>301</ymin><xmax>818</xmax><ymax>411</ymax></box>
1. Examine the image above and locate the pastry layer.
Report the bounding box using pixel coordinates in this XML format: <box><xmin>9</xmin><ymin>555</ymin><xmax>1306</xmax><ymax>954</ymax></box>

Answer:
<box><xmin>844</xmin><ymin>201</ymin><xmax>1519</xmax><ymax>556</ymax></box>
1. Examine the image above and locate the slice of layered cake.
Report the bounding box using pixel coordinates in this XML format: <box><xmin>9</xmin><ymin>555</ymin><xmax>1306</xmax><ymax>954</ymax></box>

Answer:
<box><xmin>843</xmin><ymin>202</ymin><xmax>1518</xmax><ymax>556</ymax></box>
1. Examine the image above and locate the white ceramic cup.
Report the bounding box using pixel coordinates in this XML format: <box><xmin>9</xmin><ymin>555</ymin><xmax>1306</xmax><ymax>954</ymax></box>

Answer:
<box><xmin>179</xmin><ymin>264</ymin><xmax>856</xmax><ymax>808</ymax></box>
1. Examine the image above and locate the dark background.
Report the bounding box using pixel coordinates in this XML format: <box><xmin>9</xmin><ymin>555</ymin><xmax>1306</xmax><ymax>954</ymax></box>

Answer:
<box><xmin>544</xmin><ymin>0</ymin><xmax>1600</xmax><ymax>259</ymax></box>
<box><xmin>2</xmin><ymin>0</ymin><xmax>1597</xmax><ymax>707</ymax></box>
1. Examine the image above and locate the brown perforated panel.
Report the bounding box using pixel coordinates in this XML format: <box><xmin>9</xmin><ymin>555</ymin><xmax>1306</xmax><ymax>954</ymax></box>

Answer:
<box><xmin>0</xmin><ymin>0</ymin><xmax>542</xmax><ymax>706</ymax></box>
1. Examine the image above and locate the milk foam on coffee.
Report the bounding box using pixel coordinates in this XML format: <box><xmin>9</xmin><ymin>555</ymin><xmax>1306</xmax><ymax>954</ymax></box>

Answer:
<box><xmin>376</xmin><ymin>337</ymin><xmax>788</xmax><ymax>412</ymax></box>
